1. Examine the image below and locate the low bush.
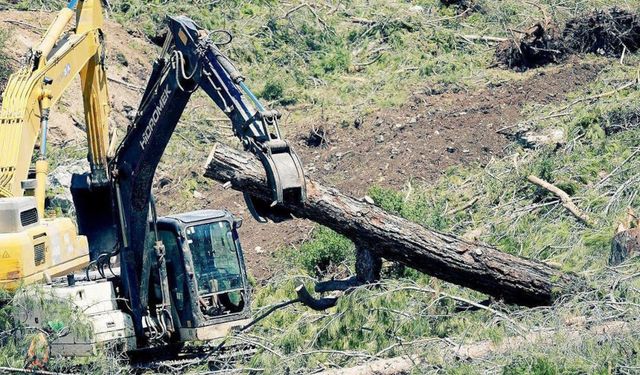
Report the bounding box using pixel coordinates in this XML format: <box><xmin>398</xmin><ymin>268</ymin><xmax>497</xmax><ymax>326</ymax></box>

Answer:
<box><xmin>292</xmin><ymin>227</ymin><xmax>355</xmax><ymax>276</ymax></box>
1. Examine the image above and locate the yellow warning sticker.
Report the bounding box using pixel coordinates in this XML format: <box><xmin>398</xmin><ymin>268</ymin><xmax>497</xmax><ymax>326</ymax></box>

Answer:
<box><xmin>178</xmin><ymin>30</ymin><xmax>188</xmax><ymax>46</ymax></box>
<box><xmin>1</xmin><ymin>251</ymin><xmax>10</xmax><ymax>259</ymax></box>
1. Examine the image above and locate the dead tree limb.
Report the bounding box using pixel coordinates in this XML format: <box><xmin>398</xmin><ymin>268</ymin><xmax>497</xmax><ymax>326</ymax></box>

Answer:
<box><xmin>527</xmin><ymin>175</ymin><xmax>593</xmax><ymax>226</ymax></box>
<box><xmin>204</xmin><ymin>144</ymin><xmax>584</xmax><ymax>306</ymax></box>
<box><xmin>296</xmin><ymin>285</ymin><xmax>338</xmax><ymax>310</ymax></box>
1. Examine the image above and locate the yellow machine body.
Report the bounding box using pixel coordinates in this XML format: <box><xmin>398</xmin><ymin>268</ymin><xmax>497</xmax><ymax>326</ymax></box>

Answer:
<box><xmin>0</xmin><ymin>0</ymin><xmax>110</xmax><ymax>288</ymax></box>
<box><xmin>0</xmin><ymin>197</ymin><xmax>89</xmax><ymax>289</ymax></box>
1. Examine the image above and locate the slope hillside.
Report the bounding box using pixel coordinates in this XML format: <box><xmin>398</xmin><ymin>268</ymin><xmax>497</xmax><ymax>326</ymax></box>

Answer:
<box><xmin>1</xmin><ymin>1</ymin><xmax>640</xmax><ymax>374</ymax></box>
<box><xmin>0</xmin><ymin>3</ymin><xmax>616</xmax><ymax>281</ymax></box>
<box><xmin>0</xmin><ymin>10</ymin><xmax>153</xmax><ymax>144</ymax></box>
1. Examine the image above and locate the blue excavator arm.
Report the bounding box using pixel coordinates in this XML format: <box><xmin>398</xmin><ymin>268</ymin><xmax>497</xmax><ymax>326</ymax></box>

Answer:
<box><xmin>72</xmin><ymin>16</ymin><xmax>305</xmax><ymax>340</ymax></box>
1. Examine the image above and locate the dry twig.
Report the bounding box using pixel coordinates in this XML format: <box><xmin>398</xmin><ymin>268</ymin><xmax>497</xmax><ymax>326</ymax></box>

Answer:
<box><xmin>527</xmin><ymin>175</ymin><xmax>593</xmax><ymax>226</ymax></box>
<box><xmin>107</xmin><ymin>76</ymin><xmax>145</xmax><ymax>92</ymax></box>
<box><xmin>446</xmin><ymin>197</ymin><xmax>479</xmax><ymax>215</ymax></box>
<box><xmin>459</xmin><ymin>34</ymin><xmax>508</xmax><ymax>43</ymax></box>
<box><xmin>550</xmin><ymin>79</ymin><xmax>638</xmax><ymax>116</ymax></box>
<box><xmin>1</xmin><ymin>19</ymin><xmax>45</xmax><ymax>31</ymax></box>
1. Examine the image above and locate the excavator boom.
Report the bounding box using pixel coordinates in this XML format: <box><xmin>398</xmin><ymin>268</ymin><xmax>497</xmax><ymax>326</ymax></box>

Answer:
<box><xmin>0</xmin><ymin>0</ymin><xmax>110</xmax><ymax>206</ymax></box>
<box><xmin>0</xmin><ymin>0</ymin><xmax>110</xmax><ymax>288</ymax></box>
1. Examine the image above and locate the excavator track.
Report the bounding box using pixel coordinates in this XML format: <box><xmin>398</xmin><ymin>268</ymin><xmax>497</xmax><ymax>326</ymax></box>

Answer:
<box><xmin>129</xmin><ymin>342</ymin><xmax>257</xmax><ymax>373</ymax></box>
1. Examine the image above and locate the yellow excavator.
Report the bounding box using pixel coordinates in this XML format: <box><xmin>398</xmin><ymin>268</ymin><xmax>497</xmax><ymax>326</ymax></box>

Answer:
<box><xmin>0</xmin><ymin>0</ymin><xmax>110</xmax><ymax>288</ymax></box>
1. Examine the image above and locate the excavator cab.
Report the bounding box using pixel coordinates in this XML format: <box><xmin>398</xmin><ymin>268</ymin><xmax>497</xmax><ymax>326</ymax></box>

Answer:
<box><xmin>149</xmin><ymin>210</ymin><xmax>251</xmax><ymax>341</ymax></box>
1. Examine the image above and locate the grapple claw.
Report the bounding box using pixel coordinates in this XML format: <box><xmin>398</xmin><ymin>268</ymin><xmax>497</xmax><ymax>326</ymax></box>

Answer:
<box><xmin>245</xmin><ymin>141</ymin><xmax>305</xmax><ymax>223</ymax></box>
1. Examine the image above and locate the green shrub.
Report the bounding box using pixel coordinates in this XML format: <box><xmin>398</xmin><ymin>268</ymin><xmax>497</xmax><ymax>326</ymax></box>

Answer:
<box><xmin>260</xmin><ymin>80</ymin><xmax>297</xmax><ymax>105</ymax></box>
<box><xmin>261</xmin><ymin>81</ymin><xmax>284</xmax><ymax>101</ymax></box>
<box><xmin>311</xmin><ymin>47</ymin><xmax>351</xmax><ymax>76</ymax></box>
<box><xmin>294</xmin><ymin>227</ymin><xmax>355</xmax><ymax>275</ymax></box>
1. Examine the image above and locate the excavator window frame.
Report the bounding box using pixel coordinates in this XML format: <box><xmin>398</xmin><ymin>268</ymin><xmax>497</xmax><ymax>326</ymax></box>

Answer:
<box><xmin>185</xmin><ymin>220</ymin><xmax>244</xmax><ymax>297</ymax></box>
<box><xmin>155</xmin><ymin>214</ymin><xmax>252</xmax><ymax>329</ymax></box>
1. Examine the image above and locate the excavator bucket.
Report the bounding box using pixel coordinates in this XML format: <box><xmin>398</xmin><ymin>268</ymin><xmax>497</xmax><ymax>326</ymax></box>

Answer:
<box><xmin>70</xmin><ymin>173</ymin><xmax>118</xmax><ymax>260</ymax></box>
<box><xmin>244</xmin><ymin>140</ymin><xmax>306</xmax><ymax>223</ymax></box>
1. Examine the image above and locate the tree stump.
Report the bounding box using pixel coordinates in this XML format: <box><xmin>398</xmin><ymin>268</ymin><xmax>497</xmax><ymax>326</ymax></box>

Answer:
<box><xmin>610</xmin><ymin>228</ymin><xmax>640</xmax><ymax>266</ymax></box>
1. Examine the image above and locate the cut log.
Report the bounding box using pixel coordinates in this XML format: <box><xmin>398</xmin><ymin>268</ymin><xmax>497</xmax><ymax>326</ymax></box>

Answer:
<box><xmin>204</xmin><ymin>144</ymin><xmax>584</xmax><ymax>306</ymax></box>
<box><xmin>317</xmin><ymin>355</ymin><xmax>419</xmax><ymax>375</ymax></box>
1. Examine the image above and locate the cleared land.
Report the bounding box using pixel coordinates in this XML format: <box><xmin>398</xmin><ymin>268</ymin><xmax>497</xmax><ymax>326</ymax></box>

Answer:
<box><xmin>1</xmin><ymin>1</ymin><xmax>640</xmax><ymax>374</ymax></box>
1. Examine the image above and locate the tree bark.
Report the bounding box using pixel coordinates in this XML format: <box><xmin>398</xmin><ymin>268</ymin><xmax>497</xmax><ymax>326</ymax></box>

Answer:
<box><xmin>355</xmin><ymin>246</ymin><xmax>381</xmax><ymax>283</ymax></box>
<box><xmin>204</xmin><ymin>144</ymin><xmax>584</xmax><ymax>306</ymax></box>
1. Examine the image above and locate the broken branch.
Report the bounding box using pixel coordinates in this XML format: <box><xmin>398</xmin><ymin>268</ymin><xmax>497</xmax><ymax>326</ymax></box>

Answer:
<box><xmin>527</xmin><ymin>175</ymin><xmax>594</xmax><ymax>226</ymax></box>
<box><xmin>296</xmin><ymin>284</ymin><xmax>338</xmax><ymax>311</ymax></box>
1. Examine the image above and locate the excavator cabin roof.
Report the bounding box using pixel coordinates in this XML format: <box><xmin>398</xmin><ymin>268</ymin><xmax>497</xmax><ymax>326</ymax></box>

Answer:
<box><xmin>163</xmin><ymin>209</ymin><xmax>230</xmax><ymax>225</ymax></box>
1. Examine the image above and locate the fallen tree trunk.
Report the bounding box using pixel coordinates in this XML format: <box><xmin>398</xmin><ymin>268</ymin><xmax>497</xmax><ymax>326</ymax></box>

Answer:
<box><xmin>204</xmin><ymin>144</ymin><xmax>584</xmax><ymax>306</ymax></box>
<box><xmin>314</xmin><ymin>320</ymin><xmax>632</xmax><ymax>375</ymax></box>
<box><xmin>316</xmin><ymin>355</ymin><xmax>419</xmax><ymax>375</ymax></box>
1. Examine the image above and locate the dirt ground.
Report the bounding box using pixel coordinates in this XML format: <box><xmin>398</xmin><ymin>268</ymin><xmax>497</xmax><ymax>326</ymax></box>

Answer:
<box><xmin>0</xmin><ymin>11</ymin><xmax>603</xmax><ymax>281</ymax></box>
<box><xmin>0</xmin><ymin>11</ymin><xmax>154</xmax><ymax>144</ymax></box>
<box><xmin>230</xmin><ymin>59</ymin><xmax>602</xmax><ymax>280</ymax></box>
<box><xmin>297</xmin><ymin>61</ymin><xmax>601</xmax><ymax>196</ymax></box>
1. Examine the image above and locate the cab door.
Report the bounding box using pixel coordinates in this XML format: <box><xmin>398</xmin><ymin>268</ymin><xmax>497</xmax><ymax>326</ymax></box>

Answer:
<box><xmin>157</xmin><ymin>228</ymin><xmax>195</xmax><ymax>330</ymax></box>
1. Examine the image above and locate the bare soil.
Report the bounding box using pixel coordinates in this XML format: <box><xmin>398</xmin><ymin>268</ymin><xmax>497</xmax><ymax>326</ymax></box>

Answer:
<box><xmin>295</xmin><ymin>60</ymin><xmax>601</xmax><ymax>196</ymax></box>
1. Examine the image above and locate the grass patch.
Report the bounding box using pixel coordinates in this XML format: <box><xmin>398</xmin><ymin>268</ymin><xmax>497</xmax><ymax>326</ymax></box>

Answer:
<box><xmin>102</xmin><ymin>0</ymin><xmax>638</xmax><ymax>125</ymax></box>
